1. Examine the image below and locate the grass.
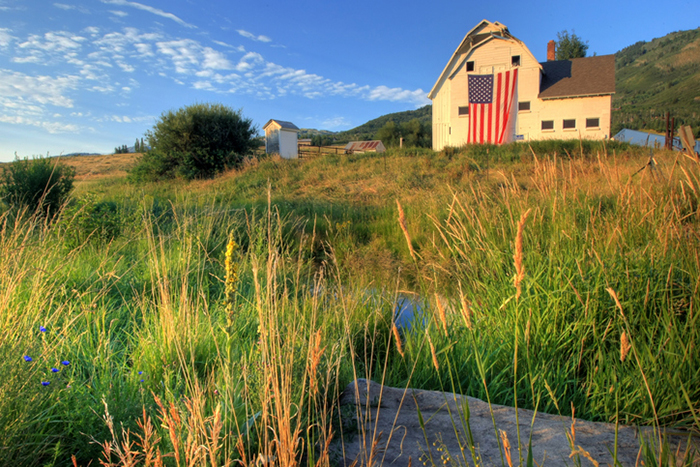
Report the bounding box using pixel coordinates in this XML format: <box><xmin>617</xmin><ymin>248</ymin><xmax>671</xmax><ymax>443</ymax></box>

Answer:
<box><xmin>0</xmin><ymin>141</ymin><xmax>698</xmax><ymax>466</ymax></box>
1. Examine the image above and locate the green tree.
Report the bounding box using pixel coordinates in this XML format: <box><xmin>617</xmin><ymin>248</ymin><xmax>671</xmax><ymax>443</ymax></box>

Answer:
<box><xmin>377</xmin><ymin>119</ymin><xmax>432</xmax><ymax>148</ymax></box>
<box><xmin>555</xmin><ymin>30</ymin><xmax>589</xmax><ymax>60</ymax></box>
<box><xmin>134</xmin><ymin>138</ymin><xmax>140</xmax><ymax>153</ymax></box>
<box><xmin>376</xmin><ymin>121</ymin><xmax>401</xmax><ymax>147</ymax></box>
<box><xmin>131</xmin><ymin>103</ymin><xmax>258</xmax><ymax>181</ymax></box>
<box><xmin>0</xmin><ymin>156</ymin><xmax>75</xmax><ymax>218</ymax></box>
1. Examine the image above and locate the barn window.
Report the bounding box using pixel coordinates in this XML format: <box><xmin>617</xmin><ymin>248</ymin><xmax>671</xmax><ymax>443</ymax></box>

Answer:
<box><xmin>511</xmin><ymin>55</ymin><xmax>521</xmax><ymax>66</ymax></box>
<box><xmin>458</xmin><ymin>106</ymin><xmax>469</xmax><ymax>116</ymax></box>
<box><xmin>466</xmin><ymin>61</ymin><xmax>475</xmax><ymax>72</ymax></box>
<box><xmin>563</xmin><ymin>119</ymin><xmax>576</xmax><ymax>129</ymax></box>
<box><xmin>518</xmin><ymin>101</ymin><xmax>530</xmax><ymax>112</ymax></box>
<box><xmin>541</xmin><ymin>120</ymin><xmax>554</xmax><ymax>131</ymax></box>
<box><xmin>586</xmin><ymin>118</ymin><xmax>600</xmax><ymax>128</ymax></box>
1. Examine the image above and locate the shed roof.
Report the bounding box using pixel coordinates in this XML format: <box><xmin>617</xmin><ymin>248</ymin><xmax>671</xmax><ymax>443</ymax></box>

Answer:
<box><xmin>263</xmin><ymin>119</ymin><xmax>299</xmax><ymax>131</ymax></box>
<box><xmin>538</xmin><ymin>55</ymin><xmax>615</xmax><ymax>99</ymax></box>
<box><xmin>344</xmin><ymin>141</ymin><xmax>386</xmax><ymax>152</ymax></box>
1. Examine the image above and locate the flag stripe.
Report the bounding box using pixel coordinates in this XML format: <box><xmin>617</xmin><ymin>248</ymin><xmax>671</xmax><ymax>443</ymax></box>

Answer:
<box><xmin>467</xmin><ymin>69</ymin><xmax>518</xmax><ymax>145</ymax></box>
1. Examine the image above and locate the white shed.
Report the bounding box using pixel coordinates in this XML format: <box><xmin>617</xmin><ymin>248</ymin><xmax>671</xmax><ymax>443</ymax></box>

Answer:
<box><xmin>263</xmin><ymin>119</ymin><xmax>300</xmax><ymax>159</ymax></box>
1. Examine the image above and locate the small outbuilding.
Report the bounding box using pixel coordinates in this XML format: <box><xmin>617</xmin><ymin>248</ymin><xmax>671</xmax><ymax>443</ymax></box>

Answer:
<box><xmin>263</xmin><ymin>119</ymin><xmax>299</xmax><ymax>159</ymax></box>
<box><xmin>344</xmin><ymin>141</ymin><xmax>386</xmax><ymax>154</ymax></box>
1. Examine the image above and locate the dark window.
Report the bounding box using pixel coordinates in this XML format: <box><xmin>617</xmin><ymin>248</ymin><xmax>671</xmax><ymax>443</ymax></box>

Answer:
<box><xmin>466</xmin><ymin>61</ymin><xmax>475</xmax><ymax>72</ymax></box>
<box><xmin>511</xmin><ymin>55</ymin><xmax>521</xmax><ymax>66</ymax></box>
<box><xmin>458</xmin><ymin>106</ymin><xmax>469</xmax><ymax>116</ymax></box>
<box><xmin>541</xmin><ymin>120</ymin><xmax>554</xmax><ymax>130</ymax></box>
<box><xmin>586</xmin><ymin>118</ymin><xmax>600</xmax><ymax>128</ymax></box>
<box><xmin>518</xmin><ymin>101</ymin><xmax>530</xmax><ymax>111</ymax></box>
<box><xmin>563</xmin><ymin>119</ymin><xmax>576</xmax><ymax>129</ymax></box>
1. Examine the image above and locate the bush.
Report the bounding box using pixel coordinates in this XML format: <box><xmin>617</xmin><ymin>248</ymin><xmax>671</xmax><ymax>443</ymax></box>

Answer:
<box><xmin>58</xmin><ymin>194</ymin><xmax>125</xmax><ymax>247</ymax></box>
<box><xmin>131</xmin><ymin>103</ymin><xmax>258</xmax><ymax>181</ymax></box>
<box><xmin>0</xmin><ymin>156</ymin><xmax>75</xmax><ymax>218</ymax></box>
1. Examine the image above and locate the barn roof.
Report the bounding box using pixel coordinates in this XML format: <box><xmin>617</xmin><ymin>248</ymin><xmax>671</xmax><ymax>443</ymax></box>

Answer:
<box><xmin>428</xmin><ymin>19</ymin><xmax>541</xmax><ymax>100</ymax></box>
<box><xmin>538</xmin><ymin>55</ymin><xmax>616</xmax><ymax>99</ymax></box>
<box><xmin>263</xmin><ymin>119</ymin><xmax>299</xmax><ymax>131</ymax></box>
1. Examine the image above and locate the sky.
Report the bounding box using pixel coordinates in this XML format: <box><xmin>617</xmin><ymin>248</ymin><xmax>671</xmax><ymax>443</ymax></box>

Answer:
<box><xmin>0</xmin><ymin>0</ymin><xmax>698</xmax><ymax>161</ymax></box>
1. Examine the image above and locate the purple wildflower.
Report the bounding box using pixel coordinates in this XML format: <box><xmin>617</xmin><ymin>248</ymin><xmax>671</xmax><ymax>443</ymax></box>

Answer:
<box><xmin>24</xmin><ymin>356</ymin><xmax>32</xmax><ymax>362</ymax></box>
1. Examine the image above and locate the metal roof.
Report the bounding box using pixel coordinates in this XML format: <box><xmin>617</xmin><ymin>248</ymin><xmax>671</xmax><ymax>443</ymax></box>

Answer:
<box><xmin>263</xmin><ymin>119</ymin><xmax>299</xmax><ymax>131</ymax></box>
<box><xmin>344</xmin><ymin>141</ymin><xmax>386</xmax><ymax>152</ymax></box>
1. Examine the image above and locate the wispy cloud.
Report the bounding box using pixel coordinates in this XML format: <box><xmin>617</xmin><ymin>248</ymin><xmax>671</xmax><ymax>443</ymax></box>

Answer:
<box><xmin>237</xmin><ymin>29</ymin><xmax>271</xmax><ymax>43</ymax></box>
<box><xmin>322</xmin><ymin>116</ymin><xmax>351</xmax><ymax>129</ymax></box>
<box><xmin>0</xmin><ymin>69</ymin><xmax>79</xmax><ymax>107</ymax></box>
<box><xmin>0</xmin><ymin>114</ymin><xmax>80</xmax><ymax>133</ymax></box>
<box><xmin>53</xmin><ymin>3</ymin><xmax>89</xmax><ymax>13</ymax></box>
<box><xmin>366</xmin><ymin>85</ymin><xmax>430</xmax><ymax>106</ymax></box>
<box><xmin>100</xmin><ymin>0</ymin><xmax>195</xmax><ymax>28</ymax></box>
<box><xmin>109</xmin><ymin>10</ymin><xmax>128</xmax><ymax>17</ymax></box>
<box><xmin>0</xmin><ymin>28</ymin><xmax>14</xmax><ymax>48</ymax></box>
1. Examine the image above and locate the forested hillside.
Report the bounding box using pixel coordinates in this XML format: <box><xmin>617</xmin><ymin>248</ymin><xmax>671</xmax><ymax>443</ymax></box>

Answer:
<box><xmin>613</xmin><ymin>27</ymin><xmax>700</xmax><ymax>136</ymax></box>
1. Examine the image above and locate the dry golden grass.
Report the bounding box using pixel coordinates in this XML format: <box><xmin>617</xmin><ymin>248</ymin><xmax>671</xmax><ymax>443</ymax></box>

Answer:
<box><xmin>58</xmin><ymin>153</ymin><xmax>141</xmax><ymax>181</ymax></box>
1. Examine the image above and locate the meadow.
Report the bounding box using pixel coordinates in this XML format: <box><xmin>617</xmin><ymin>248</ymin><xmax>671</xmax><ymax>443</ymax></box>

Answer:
<box><xmin>1</xmin><ymin>140</ymin><xmax>699</xmax><ymax>466</ymax></box>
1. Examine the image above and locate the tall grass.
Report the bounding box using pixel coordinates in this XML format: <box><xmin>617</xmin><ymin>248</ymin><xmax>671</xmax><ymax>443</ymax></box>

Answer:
<box><xmin>0</xmin><ymin>145</ymin><xmax>698</xmax><ymax>466</ymax></box>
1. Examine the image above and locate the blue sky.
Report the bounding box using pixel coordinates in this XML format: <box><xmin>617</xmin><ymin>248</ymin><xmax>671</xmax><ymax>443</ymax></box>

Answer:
<box><xmin>0</xmin><ymin>0</ymin><xmax>697</xmax><ymax>161</ymax></box>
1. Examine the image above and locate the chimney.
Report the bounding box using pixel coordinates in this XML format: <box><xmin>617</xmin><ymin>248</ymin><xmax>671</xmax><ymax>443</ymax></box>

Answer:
<box><xmin>547</xmin><ymin>40</ymin><xmax>556</xmax><ymax>61</ymax></box>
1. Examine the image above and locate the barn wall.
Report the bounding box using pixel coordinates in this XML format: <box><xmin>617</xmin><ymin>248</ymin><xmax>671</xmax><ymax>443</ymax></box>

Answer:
<box><xmin>519</xmin><ymin>95</ymin><xmax>612</xmax><ymax>141</ymax></box>
<box><xmin>430</xmin><ymin>29</ymin><xmax>613</xmax><ymax>147</ymax></box>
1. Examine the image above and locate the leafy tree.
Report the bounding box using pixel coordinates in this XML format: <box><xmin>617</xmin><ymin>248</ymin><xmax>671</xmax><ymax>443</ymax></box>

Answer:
<box><xmin>131</xmin><ymin>103</ymin><xmax>258</xmax><ymax>181</ymax></box>
<box><xmin>134</xmin><ymin>138</ymin><xmax>140</xmax><ymax>153</ymax></box>
<box><xmin>0</xmin><ymin>156</ymin><xmax>75</xmax><ymax>218</ymax></box>
<box><xmin>555</xmin><ymin>30</ymin><xmax>589</xmax><ymax>60</ymax></box>
<box><xmin>376</xmin><ymin>121</ymin><xmax>401</xmax><ymax>147</ymax></box>
<box><xmin>376</xmin><ymin>119</ymin><xmax>432</xmax><ymax>148</ymax></box>
<box><xmin>311</xmin><ymin>134</ymin><xmax>334</xmax><ymax>146</ymax></box>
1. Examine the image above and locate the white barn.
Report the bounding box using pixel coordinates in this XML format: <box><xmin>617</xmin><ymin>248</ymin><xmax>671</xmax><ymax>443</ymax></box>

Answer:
<box><xmin>263</xmin><ymin>119</ymin><xmax>299</xmax><ymax>159</ymax></box>
<box><xmin>428</xmin><ymin>20</ymin><xmax>615</xmax><ymax>150</ymax></box>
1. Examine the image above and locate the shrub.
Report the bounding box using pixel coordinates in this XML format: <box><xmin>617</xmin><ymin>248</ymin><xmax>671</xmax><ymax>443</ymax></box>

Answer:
<box><xmin>131</xmin><ymin>103</ymin><xmax>258</xmax><ymax>181</ymax></box>
<box><xmin>58</xmin><ymin>194</ymin><xmax>125</xmax><ymax>247</ymax></box>
<box><xmin>0</xmin><ymin>156</ymin><xmax>75</xmax><ymax>218</ymax></box>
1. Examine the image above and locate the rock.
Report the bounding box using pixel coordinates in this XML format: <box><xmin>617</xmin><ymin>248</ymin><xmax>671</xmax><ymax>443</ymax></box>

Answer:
<box><xmin>332</xmin><ymin>379</ymin><xmax>698</xmax><ymax>467</ymax></box>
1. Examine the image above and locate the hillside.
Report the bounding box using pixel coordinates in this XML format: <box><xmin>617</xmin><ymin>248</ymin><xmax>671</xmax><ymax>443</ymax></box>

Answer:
<box><xmin>334</xmin><ymin>105</ymin><xmax>432</xmax><ymax>142</ymax></box>
<box><xmin>613</xmin><ymin>27</ymin><xmax>700</xmax><ymax>135</ymax></box>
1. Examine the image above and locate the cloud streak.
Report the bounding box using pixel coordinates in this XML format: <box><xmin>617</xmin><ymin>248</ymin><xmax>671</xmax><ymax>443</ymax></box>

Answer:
<box><xmin>100</xmin><ymin>0</ymin><xmax>196</xmax><ymax>28</ymax></box>
<box><xmin>237</xmin><ymin>29</ymin><xmax>272</xmax><ymax>43</ymax></box>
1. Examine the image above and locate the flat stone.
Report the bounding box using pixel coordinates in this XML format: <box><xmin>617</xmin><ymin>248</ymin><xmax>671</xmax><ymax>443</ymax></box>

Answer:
<box><xmin>332</xmin><ymin>379</ymin><xmax>699</xmax><ymax>467</ymax></box>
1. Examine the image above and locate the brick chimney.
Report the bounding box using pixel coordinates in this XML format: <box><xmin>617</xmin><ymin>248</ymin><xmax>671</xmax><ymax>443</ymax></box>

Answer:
<box><xmin>547</xmin><ymin>40</ymin><xmax>556</xmax><ymax>61</ymax></box>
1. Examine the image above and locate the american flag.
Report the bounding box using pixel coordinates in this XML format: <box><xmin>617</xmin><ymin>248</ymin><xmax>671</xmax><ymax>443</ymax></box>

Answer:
<box><xmin>467</xmin><ymin>69</ymin><xmax>518</xmax><ymax>144</ymax></box>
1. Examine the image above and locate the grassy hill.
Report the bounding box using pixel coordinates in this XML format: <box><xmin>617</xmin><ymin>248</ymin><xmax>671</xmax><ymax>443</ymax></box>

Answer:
<box><xmin>613</xmin><ymin>27</ymin><xmax>700</xmax><ymax>136</ymax></box>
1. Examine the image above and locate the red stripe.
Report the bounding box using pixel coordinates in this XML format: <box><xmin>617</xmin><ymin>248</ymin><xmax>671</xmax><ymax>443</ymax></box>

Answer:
<box><xmin>479</xmin><ymin>104</ymin><xmax>483</xmax><ymax>143</ymax></box>
<box><xmin>470</xmin><ymin>104</ymin><xmax>476</xmax><ymax>144</ymax></box>
<box><xmin>494</xmin><ymin>72</ymin><xmax>502</xmax><ymax>144</ymax></box>
<box><xmin>499</xmin><ymin>71</ymin><xmax>510</xmax><ymax>144</ymax></box>
<box><xmin>501</xmin><ymin>69</ymin><xmax>518</xmax><ymax>143</ymax></box>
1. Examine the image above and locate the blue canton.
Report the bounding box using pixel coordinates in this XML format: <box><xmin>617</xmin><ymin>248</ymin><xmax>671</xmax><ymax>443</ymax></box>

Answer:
<box><xmin>468</xmin><ymin>74</ymin><xmax>493</xmax><ymax>104</ymax></box>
